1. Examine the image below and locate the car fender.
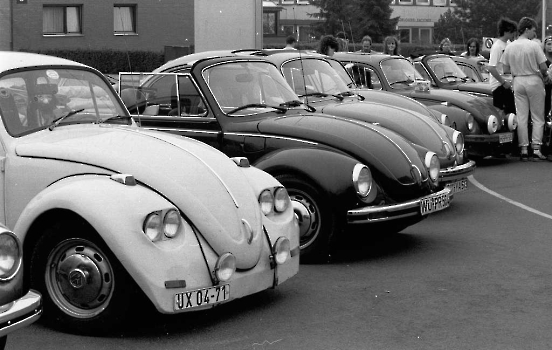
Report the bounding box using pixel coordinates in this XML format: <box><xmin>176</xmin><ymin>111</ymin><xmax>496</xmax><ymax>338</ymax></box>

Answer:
<box><xmin>17</xmin><ymin>175</ymin><xmax>214</xmax><ymax>301</ymax></box>
<box><xmin>252</xmin><ymin>147</ymin><xmax>361</xmax><ymax>211</ymax></box>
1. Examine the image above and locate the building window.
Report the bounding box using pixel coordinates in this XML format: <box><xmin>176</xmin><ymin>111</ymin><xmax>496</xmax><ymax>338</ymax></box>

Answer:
<box><xmin>298</xmin><ymin>25</ymin><xmax>315</xmax><ymax>42</ymax></box>
<box><xmin>416</xmin><ymin>0</ymin><xmax>430</xmax><ymax>5</ymax></box>
<box><xmin>432</xmin><ymin>0</ymin><xmax>446</xmax><ymax>6</ymax></box>
<box><xmin>263</xmin><ymin>12</ymin><xmax>277</xmax><ymax>35</ymax></box>
<box><xmin>398</xmin><ymin>0</ymin><xmax>413</xmax><ymax>4</ymax></box>
<box><xmin>449</xmin><ymin>0</ymin><xmax>462</xmax><ymax>5</ymax></box>
<box><xmin>114</xmin><ymin>5</ymin><xmax>136</xmax><ymax>34</ymax></box>
<box><xmin>281</xmin><ymin>25</ymin><xmax>294</xmax><ymax>37</ymax></box>
<box><xmin>399</xmin><ymin>28</ymin><xmax>411</xmax><ymax>43</ymax></box>
<box><xmin>43</xmin><ymin>5</ymin><xmax>82</xmax><ymax>35</ymax></box>
<box><xmin>281</xmin><ymin>0</ymin><xmax>295</xmax><ymax>4</ymax></box>
<box><xmin>296</xmin><ymin>0</ymin><xmax>310</xmax><ymax>4</ymax></box>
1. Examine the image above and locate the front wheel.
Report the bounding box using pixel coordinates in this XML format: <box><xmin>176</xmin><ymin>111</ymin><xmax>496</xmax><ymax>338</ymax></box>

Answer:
<box><xmin>30</xmin><ymin>219</ymin><xmax>138</xmax><ymax>334</ymax></box>
<box><xmin>275</xmin><ymin>174</ymin><xmax>338</xmax><ymax>263</ymax></box>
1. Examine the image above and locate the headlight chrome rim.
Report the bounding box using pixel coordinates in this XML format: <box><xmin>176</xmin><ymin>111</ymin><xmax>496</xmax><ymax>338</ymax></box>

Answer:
<box><xmin>487</xmin><ymin>115</ymin><xmax>498</xmax><ymax>134</ymax></box>
<box><xmin>424</xmin><ymin>152</ymin><xmax>440</xmax><ymax>183</ymax></box>
<box><xmin>259</xmin><ymin>189</ymin><xmax>274</xmax><ymax>215</ymax></box>
<box><xmin>215</xmin><ymin>253</ymin><xmax>236</xmax><ymax>282</ymax></box>
<box><xmin>452</xmin><ymin>130</ymin><xmax>464</xmax><ymax>154</ymax></box>
<box><xmin>352</xmin><ymin>163</ymin><xmax>372</xmax><ymax>198</ymax></box>
<box><xmin>507</xmin><ymin>113</ymin><xmax>517</xmax><ymax>131</ymax></box>
<box><xmin>163</xmin><ymin>209</ymin><xmax>181</xmax><ymax>238</ymax></box>
<box><xmin>466</xmin><ymin>113</ymin><xmax>475</xmax><ymax>132</ymax></box>
<box><xmin>0</xmin><ymin>231</ymin><xmax>22</xmax><ymax>281</ymax></box>
<box><xmin>274</xmin><ymin>187</ymin><xmax>290</xmax><ymax>213</ymax></box>
<box><xmin>144</xmin><ymin>212</ymin><xmax>162</xmax><ymax>242</ymax></box>
<box><xmin>273</xmin><ymin>237</ymin><xmax>291</xmax><ymax>265</ymax></box>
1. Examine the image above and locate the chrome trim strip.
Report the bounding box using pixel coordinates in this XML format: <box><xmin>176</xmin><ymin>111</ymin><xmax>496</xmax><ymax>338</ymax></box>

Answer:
<box><xmin>142</xmin><ymin>127</ymin><xmax>220</xmax><ymax>135</ymax></box>
<box><xmin>439</xmin><ymin>160</ymin><xmax>476</xmax><ymax>182</ymax></box>
<box><xmin>346</xmin><ymin>187</ymin><xmax>451</xmax><ymax>224</ymax></box>
<box><xmin>224</xmin><ymin>132</ymin><xmax>318</xmax><ymax>145</ymax></box>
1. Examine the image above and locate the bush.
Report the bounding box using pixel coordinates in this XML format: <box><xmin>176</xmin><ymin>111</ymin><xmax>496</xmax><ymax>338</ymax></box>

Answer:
<box><xmin>19</xmin><ymin>49</ymin><xmax>165</xmax><ymax>74</ymax></box>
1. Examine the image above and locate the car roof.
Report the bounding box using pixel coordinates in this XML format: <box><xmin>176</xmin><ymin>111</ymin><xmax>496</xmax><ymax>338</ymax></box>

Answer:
<box><xmin>154</xmin><ymin>50</ymin><xmax>241</xmax><ymax>72</ymax></box>
<box><xmin>332</xmin><ymin>52</ymin><xmax>402</xmax><ymax>64</ymax></box>
<box><xmin>0</xmin><ymin>51</ymin><xmax>86</xmax><ymax>73</ymax></box>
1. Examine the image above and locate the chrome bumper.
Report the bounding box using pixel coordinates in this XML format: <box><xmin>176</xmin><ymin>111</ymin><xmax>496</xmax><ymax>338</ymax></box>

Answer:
<box><xmin>347</xmin><ymin>187</ymin><xmax>451</xmax><ymax>224</ymax></box>
<box><xmin>0</xmin><ymin>290</ymin><xmax>42</xmax><ymax>338</ymax></box>
<box><xmin>439</xmin><ymin>160</ymin><xmax>476</xmax><ymax>182</ymax></box>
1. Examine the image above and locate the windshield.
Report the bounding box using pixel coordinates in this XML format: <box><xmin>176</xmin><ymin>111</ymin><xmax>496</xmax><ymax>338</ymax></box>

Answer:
<box><xmin>202</xmin><ymin>61</ymin><xmax>299</xmax><ymax>116</ymax></box>
<box><xmin>380</xmin><ymin>58</ymin><xmax>424</xmax><ymax>89</ymax></box>
<box><xmin>0</xmin><ymin>68</ymin><xmax>127</xmax><ymax>137</ymax></box>
<box><xmin>426</xmin><ymin>56</ymin><xmax>468</xmax><ymax>82</ymax></box>
<box><xmin>281</xmin><ymin>59</ymin><xmax>350</xmax><ymax>98</ymax></box>
<box><xmin>328</xmin><ymin>59</ymin><xmax>356</xmax><ymax>87</ymax></box>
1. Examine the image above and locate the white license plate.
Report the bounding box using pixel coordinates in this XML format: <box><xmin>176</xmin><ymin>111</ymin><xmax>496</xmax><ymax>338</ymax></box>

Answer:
<box><xmin>174</xmin><ymin>284</ymin><xmax>230</xmax><ymax>311</ymax></box>
<box><xmin>445</xmin><ymin>178</ymin><xmax>468</xmax><ymax>194</ymax></box>
<box><xmin>420</xmin><ymin>192</ymin><xmax>450</xmax><ymax>216</ymax></box>
<box><xmin>499</xmin><ymin>133</ymin><xmax>513</xmax><ymax>143</ymax></box>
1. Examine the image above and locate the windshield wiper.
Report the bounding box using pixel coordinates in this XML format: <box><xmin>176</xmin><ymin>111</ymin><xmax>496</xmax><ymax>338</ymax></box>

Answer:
<box><xmin>226</xmin><ymin>103</ymin><xmax>287</xmax><ymax>115</ymax></box>
<box><xmin>48</xmin><ymin>109</ymin><xmax>84</xmax><ymax>131</ymax></box>
<box><xmin>301</xmin><ymin>92</ymin><xmax>344</xmax><ymax>101</ymax></box>
<box><xmin>389</xmin><ymin>80</ymin><xmax>414</xmax><ymax>86</ymax></box>
<box><xmin>97</xmin><ymin>115</ymin><xmax>133</xmax><ymax>124</ymax></box>
<box><xmin>280</xmin><ymin>99</ymin><xmax>316</xmax><ymax>113</ymax></box>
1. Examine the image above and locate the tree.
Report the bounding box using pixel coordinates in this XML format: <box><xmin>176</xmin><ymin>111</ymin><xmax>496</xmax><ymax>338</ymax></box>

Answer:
<box><xmin>435</xmin><ymin>0</ymin><xmax>542</xmax><ymax>44</ymax></box>
<box><xmin>310</xmin><ymin>0</ymin><xmax>399</xmax><ymax>45</ymax></box>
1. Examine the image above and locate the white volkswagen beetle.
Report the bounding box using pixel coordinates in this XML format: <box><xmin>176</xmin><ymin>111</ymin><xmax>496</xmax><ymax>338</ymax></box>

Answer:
<box><xmin>0</xmin><ymin>51</ymin><xmax>299</xmax><ymax>334</ymax></box>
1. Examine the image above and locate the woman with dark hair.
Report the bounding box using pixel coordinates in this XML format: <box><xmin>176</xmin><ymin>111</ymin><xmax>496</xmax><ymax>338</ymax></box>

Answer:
<box><xmin>318</xmin><ymin>35</ymin><xmax>339</xmax><ymax>56</ymax></box>
<box><xmin>383</xmin><ymin>36</ymin><xmax>400</xmax><ymax>55</ymax></box>
<box><xmin>461</xmin><ymin>38</ymin><xmax>484</xmax><ymax>58</ymax></box>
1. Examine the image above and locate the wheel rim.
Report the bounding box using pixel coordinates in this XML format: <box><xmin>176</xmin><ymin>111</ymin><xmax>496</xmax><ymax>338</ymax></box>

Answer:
<box><xmin>46</xmin><ymin>238</ymin><xmax>115</xmax><ymax>319</ymax></box>
<box><xmin>289</xmin><ymin>191</ymin><xmax>321</xmax><ymax>250</ymax></box>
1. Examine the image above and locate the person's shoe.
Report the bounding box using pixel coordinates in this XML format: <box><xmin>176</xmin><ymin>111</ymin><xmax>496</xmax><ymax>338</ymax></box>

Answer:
<box><xmin>547</xmin><ymin>154</ymin><xmax>552</xmax><ymax>162</ymax></box>
<box><xmin>520</xmin><ymin>153</ymin><xmax>529</xmax><ymax>162</ymax></box>
<box><xmin>532</xmin><ymin>149</ymin><xmax>546</xmax><ymax>161</ymax></box>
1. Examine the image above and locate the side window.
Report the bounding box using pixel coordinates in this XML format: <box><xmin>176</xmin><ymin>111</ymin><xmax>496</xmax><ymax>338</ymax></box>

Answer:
<box><xmin>457</xmin><ymin>64</ymin><xmax>480</xmax><ymax>82</ymax></box>
<box><xmin>345</xmin><ymin>64</ymin><xmax>381</xmax><ymax>90</ymax></box>
<box><xmin>176</xmin><ymin>76</ymin><xmax>207</xmax><ymax>117</ymax></box>
<box><xmin>414</xmin><ymin>62</ymin><xmax>431</xmax><ymax>81</ymax></box>
<box><xmin>0</xmin><ymin>77</ymin><xmax>28</xmax><ymax>135</ymax></box>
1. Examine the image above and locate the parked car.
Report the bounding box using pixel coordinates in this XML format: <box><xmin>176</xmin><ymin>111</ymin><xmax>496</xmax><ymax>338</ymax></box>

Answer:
<box><xmin>256</xmin><ymin>50</ymin><xmax>475</xmax><ymax>196</ymax></box>
<box><xmin>119</xmin><ymin>52</ymin><xmax>451</xmax><ymax>264</ymax></box>
<box><xmin>0</xmin><ymin>51</ymin><xmax>299</xmax><ymax>334</ymax></box>
<box><xmin>333</xmin><ymin>52</ymin><xmax>516</xmax><ymax>158</ymax></box>
<box><xmin>0</xmin><ymin>225</ymin><xmax>42</xmax><ymax>350</ymax></box>
<box><xmin>451</xmin><ymin>56</ymin><xmax>490</xmax><ymax>83</ymax></box>
<box><xmin>410</xmin><ymin>53</ymin><xmax>493</xmax><ymax>96</ymax></box>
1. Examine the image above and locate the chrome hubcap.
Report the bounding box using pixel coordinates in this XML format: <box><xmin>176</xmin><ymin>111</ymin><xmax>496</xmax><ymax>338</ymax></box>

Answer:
<box><xmin>290</xmin><ymin>193</ymin><xmax>319</xmax><ymax>249</ymax></box>
<box><xmin>46</xmin><ymin>239</ymin><xmax>114</xmax><ymax>318</ymax></box>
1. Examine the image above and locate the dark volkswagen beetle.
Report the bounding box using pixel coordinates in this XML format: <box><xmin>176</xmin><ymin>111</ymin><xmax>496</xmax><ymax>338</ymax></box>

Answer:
<box><xmin>333</xmin><ymin>52</ymin><xmax>516</xmax><ymax>158</ymax></box>
<box><xmin>119</xmin><ymin>53</ymin><xmax>451</xmax><ymax>263</ymax></box>
<box><xmin>256</xmin><ymin>50</ymin><xmax>475</xmax><ymax>196</ymax></box>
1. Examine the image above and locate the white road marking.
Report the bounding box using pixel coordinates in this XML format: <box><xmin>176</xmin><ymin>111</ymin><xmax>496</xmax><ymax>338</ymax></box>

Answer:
<box><xmin>468</xmin><ymin>175</ymin><xmax>552</xmax><ymax>220</ymax></box>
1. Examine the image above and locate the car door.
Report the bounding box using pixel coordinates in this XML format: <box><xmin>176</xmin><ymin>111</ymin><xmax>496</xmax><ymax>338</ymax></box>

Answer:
<box><xmin>122</xmin><ymin>73</ymin><xmax>223</xmax><ymax>150</ymax></box>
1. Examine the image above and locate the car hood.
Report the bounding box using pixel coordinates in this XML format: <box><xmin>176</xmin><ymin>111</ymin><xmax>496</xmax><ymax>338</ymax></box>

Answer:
<box><xmin>256</xmin><ymin>113</ymin><xmax>428</xmax><ymax>187</ymax></box>
<box><xmin>15</xmin><ymin>125</ymin><xmax>264</xmax><ymax>269</ymax></box>
<box><xmin>318</xmin><ymin>101</ymin><xmax>456</xmax><ymax>167</ymax></box>
<box><xmin>403</xmin><ymin>88</ymin><xmax>500</xmax><ymax>120</ymax></box>
<box><xmin>456</xmin><ymin>82</ymin><xmax>493</xmax><ymax>95</ymax></box>
<box><xmin>352</xmin><ymin>88</ymin><xmax>434</xmax><ymax>116</ymax></box>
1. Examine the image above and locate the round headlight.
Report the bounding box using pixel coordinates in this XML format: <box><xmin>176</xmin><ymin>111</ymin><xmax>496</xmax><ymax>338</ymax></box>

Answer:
<box><xmin>466</xmin><ymin>113</ymin><xmax>475</xmax><ymax>132</ymax></box>
<box><xmin>273</xmin><ymin>237</ymin><xmax>291</xmax><ymax>265</ymax></box>
<box><xmin>274</xmin><ymin>187</ymin><xmax>290</xmax><ymax>213</ymax></box>
<box><xmin>215</xmin><ymin>253</ymin><xmax>236</xmax><ymax>282</ymax></box>
<box><xmin>0</xmin><ymin>232</ymin><xmax>21</xmax><ymax>280</ymax></box>
<box><xmin>144</xmin><ymin>212</ymin><xmax>162</xmax><ymax>241</ymax></box>
<box><xmin>163</xmin><ymin>209</ymin><xmax>181</xmax><ymax>238</ymax></box>
<box><xmin>424</xmin><ymin>152</ymin><xmax>440</xmax><ymax>183</ymax></box>
<box><xmin>487</xmin><ymin>115</ymin><xmax>498</xmax><ymax>134</ymax></box>
<box><xmin>353</xmin><ymin>164</ymin><xmax>372</xmax><ymax>198</ymax></box>
<box><xmin>507</xmin><ymin>113</ymin><xmax>517</xmax><ymax>131</ymax></box>
<box><xmin>452</xmin><ymin>130</ymin><xmax>464</xmax><ymax>154</ymax></box>
<box><xmin>259</xmin><ymin>189</ymin><xmax>274</xmax><ymax>215</ymax></box>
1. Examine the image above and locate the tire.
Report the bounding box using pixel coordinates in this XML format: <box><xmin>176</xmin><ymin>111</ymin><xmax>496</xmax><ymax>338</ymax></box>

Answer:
<box><xmin>29</xmin><ymin>219</ymin><xmax>138</xmax><ymax>335</ymax></box>
<box><xmin>275</xmin><ymin>174</ymin><xmax>338</xmax><ymax>263</ymax></box>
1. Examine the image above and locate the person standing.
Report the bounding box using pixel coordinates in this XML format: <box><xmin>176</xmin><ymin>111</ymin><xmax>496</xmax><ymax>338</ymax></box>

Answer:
<box><xmin>284</xmin><ymin>35</ymin><xmax>297</xmax><ymax>50</ymax></box>
<box><xmin>383</xmin><ymin>36</ymin><xmax>400</xmax><ymax>55</ymax></box>
<box><xmin>318</xmin><ymin>35</ymin><xmax>339</xmax><ymax>56</ymax></box>
<box><xmin>439</xmin><ymin>38</ymin><xmax>455</xmax><ymax>55</ymax></box>
<box><xmin>543</xmin><ymin>36</ymin><xmax>552</xmax><ymax>117</ymax></box>
<box><xmin>359</xmin><ymin>35</ymin><xmax>375</xmax><ymax>53</ymax></box>
<box><xmin>501</xmin><ymin>17</ymin><xmax>550</xmax><ymax>161</ymax></box>
<box><xmin>460</xmin><ymin>38</ymin><xmax>484</xmax><ymax>58</ymax></box>
<box><xmin>488</xmin><ymin>18</ymin><xmax>517</xmax><ymax>116</ymax></box>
